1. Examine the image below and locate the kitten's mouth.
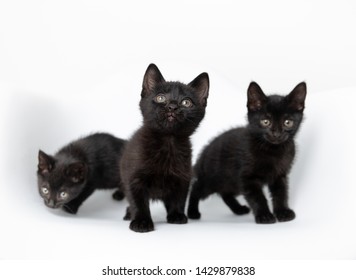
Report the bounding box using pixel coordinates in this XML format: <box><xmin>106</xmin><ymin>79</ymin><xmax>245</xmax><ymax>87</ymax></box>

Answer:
<box><xmin>166</xmin><ymin>112</ymin><xmax>176</xmax><ymax>122</ymax></box>
<box><xmin>269</xmin><ymin>140</ymin><xmax>283</xmax><ymax>144</ymax></box>
<box><xmin>266</xmin><ymin>135</ymin><xmax>288</xmax><ymax>145</ymax></box>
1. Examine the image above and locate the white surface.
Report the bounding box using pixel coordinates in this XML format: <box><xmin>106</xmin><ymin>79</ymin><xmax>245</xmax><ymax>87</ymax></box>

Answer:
<box><xmin>1</xmin><ymin>0</ymin><xmax>356</xmax><ymax>260</ymax></box>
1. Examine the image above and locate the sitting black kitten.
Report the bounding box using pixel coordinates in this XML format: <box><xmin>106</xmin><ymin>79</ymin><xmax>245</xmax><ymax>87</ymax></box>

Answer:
<box><xmin>188</xmin><ymin>82</ymin><xmax>306</xmax><ymax>224</ymax></box>
<box><xmin>120</xmin><ymin>63</ymin><xmax>209</xmax><ymax>232</ymax></box>
<box><xmin>37</xmin><ymin>133</ymin><xmax>127</xmax><ymax>214</ymax></box>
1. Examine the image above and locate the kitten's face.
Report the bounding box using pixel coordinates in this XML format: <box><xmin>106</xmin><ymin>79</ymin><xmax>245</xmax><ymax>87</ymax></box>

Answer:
<box><xmin>37</xmin><ymin>151</ymin><xmax>87</xmax><ymax>209</ymax></box>
<box><xmin>139</xmin><ymin>64</ymin><xmax>209</xmax><ymax>135</ymax></box>
<box><xmin>247</xmin><ymin>82</ymin><xmax>307</xmax><ymax>145</ymax></box>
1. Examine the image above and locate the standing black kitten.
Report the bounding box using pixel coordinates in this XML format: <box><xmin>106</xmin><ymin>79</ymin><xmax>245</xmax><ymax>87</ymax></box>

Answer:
<box><xmin>120</xmin><ymin>64</ymin><xmax>209</xmax><ymax>232</ymax></box>
<box><xmin>188</xmin><ymin>82</ymin><xmax>306</xmax><ymax>224</ymax></box>
<box><xmin>37</xmin><ymin>133</ymin><xmax>126</xmax><ymax>214</ymax></box>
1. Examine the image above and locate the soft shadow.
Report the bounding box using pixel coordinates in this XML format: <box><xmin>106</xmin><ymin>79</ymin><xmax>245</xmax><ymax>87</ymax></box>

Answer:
<box><xmin>289</xmin><ymin>118</ymin><xmax>318</xmax><ymax>206</ymax></box>
<box><xmin>4</xmin><ymin>91</ymin><xmax>72</xmax><ymax>202</ymax></box>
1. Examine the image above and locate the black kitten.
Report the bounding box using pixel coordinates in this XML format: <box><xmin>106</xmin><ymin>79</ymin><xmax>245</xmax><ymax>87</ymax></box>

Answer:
<box><xmin>188</xmin><ymin>82</ymin><xmax>306</xmax><ymax>224</ymax></box>
<box><xmin>120</xmin><ymin>64</ymin><xmax>209</xmax><ymax>232</ymax></box>
<box><xmin>37</xmin><ymin>133</ymin><xmax>127</xmax><ymax>214</ymax></box>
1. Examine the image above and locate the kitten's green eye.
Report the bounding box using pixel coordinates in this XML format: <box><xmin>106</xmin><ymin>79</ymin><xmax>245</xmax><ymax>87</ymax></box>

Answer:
<box><xmin>181</xmin><ymin>99</ymin><xmax>193</xmax><ymax>108</ymax></box>
<box><xmin>284</xmin><ymin>119</ymin><xmax>294</xmax><ymax>128</ymax></box>
<box><xmin>41</xmin><ymin>187</ymin><xmax>49</xmax><ymax>195</ymax></box>
<box><xmin>260</xmin><ymin>119</ymin><xmax>271</xmax><ymax>127</ymax></box>
<box><xmin>154</xmin><ymin>94</ymin><xmax>166</xmax><ymax>103</ymax></box>
<box><xmin>59</xmin><ymin>192</ymin><xmax>68</xmax><ymax>199</ymax></box>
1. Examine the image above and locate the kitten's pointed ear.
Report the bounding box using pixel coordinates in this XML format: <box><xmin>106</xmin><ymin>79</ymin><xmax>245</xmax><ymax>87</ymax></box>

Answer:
<box><xmin>66</xmin><ymin>162</ymin><xmax>87</xmax><ymax>183</ymax></box>
<box><xmin>142</xmin><ymin>63</ymin><xmax>165</xmax><ymax>96</ymax></box>
<box><xmin>38</xmin><ymin>150</ymin><xmax>55</xmax><ymax>175</ymax></box>
<box><xmin>188</xmin><ymin>72</ymin><xmax>209</xmax><ymax>106</ymax></box>
<box><xmin>247</xmin><ymin>82</ymin><xmax>267</xmax><ymax>111</ymax></box>
<box><xmin>287</xmin><ymin>82</ymin><xmax>307</xmax><ymax>111</ymax></box>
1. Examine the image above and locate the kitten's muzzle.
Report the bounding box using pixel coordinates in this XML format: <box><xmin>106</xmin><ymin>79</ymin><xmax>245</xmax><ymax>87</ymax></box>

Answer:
<box><xmin>266</xmin><ymin>133</ymin><xmax>288</xmax><ymax>144</ymax></box>
<box><xmin>45</xmin><ymin>199</ymin><xmax>61</xmax><ymax>209</ymax></box>
<box><xmin>272</xmin><ymin>131</ymin><xmax>280</xmax><ymax>137</ymax></box>
<box><xmin>166</xmin><ymin>103</ymin><xmax>179</xmax><ymax>122</ymax></box>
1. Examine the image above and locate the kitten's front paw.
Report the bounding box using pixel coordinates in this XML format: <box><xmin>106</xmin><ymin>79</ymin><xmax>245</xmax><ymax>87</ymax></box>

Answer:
<box><xmin>188</xmin><ymin>209</ymin><xmax>201</xmax><ymax>220</ymax></box>
<box><xmin>112</xmin><ymin>190</ymin><xmax>125</xmax><ymax>201</ymax></box>
<box><xmin>255</xmin><ymin>212</ymin><xmax>276</xmax><ymax>224</ymax></box>
<box><xmin>130</xmin><ymin>218</ymin><xmax>154</xmax><ymax>233</ymax></box>
<box><xmin>233</xmin><ymin>205</ymin><xmax>250</xmax><ymax>215</ymax></box>
<box><xmin>167</xmin><ymin>213</ymin><xmax>188</xmax><ymax>224</ymax></box>
<box><xmin>274</xmin><ymin>208</ymin><xmax>296</xmax><ymax>222</ymax></box>
<box><xmin>62</xmin><ymin>204</ymin><xmax>78</xmax><ymax>214</ymax></box>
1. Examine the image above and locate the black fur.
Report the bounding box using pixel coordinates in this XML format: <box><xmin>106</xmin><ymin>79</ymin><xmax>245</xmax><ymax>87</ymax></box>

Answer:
<box><xmin>188</xmin><ymin>82</ymin><xmax>306</xmax><ymax>224</ymax></box>
<box><xmin>120</xmin><ymin>64</ymin><xmax>209</xmax><ymax>232</ymax></box>
<box><xmin>37</xmin><ymin>133</ymin><xmax>126</xmax><ymax>214</ymax></box>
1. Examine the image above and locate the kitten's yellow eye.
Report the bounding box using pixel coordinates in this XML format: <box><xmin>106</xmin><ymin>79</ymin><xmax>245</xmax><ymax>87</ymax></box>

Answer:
<box><xmin>154</xmin><ymin>94</ymin><xmax>166</xmax><ymax>103</ymax></box>
<box><xmin>284</xmin><ymin>119</ymin><xmax>294</xmax><ymax>128</ymax></box>
<box><xmin>260</xmin><ymin>119</ymin><xmax>271</xmax><ymax>127</ymax></box>
<box><xmin>60</xmin><ymin>192</ymin><xmax>68</xmax><ymax>199</ymax></box>
<box><xmin>42</xmin><ymin>187</ymin><xmax>49</xmax><ymax>195</ymax></box>
<box><xmin>181</xmin><ymin>99</ymin><xmax>193</xmax><ymax>108</ymax></box>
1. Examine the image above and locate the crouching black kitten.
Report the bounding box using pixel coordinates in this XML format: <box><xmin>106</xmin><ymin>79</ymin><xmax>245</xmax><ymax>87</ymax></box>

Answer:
<box><xmin>37</xmin><ymin>133</ymin><xmax>126</xmax><ymax>214</ymax></box>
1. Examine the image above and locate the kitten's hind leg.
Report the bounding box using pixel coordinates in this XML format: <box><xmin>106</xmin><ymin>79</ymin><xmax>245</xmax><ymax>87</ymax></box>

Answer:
<box><xmin>112</xmin><ymin>181</ymin><xmax>125</xmax><ymax>201</ymax></box>
<box><xmin>112</xmin><ymin>189</ymin><xmax>125</xmax><ymax>201</ymax></box>
<box><xmin>187</xmin><ymin>179</ymin><xmax>204</xmax><ymax>219</ymax></box>
<box><xmin>221</xmin><ymin>193</ymin><xmax>250</xmax><ymax>215</ymax></box>
<box><xmin>123</xmin><ymin>206</ymin><xmax>131</xmax><ymax>220</ymax></box>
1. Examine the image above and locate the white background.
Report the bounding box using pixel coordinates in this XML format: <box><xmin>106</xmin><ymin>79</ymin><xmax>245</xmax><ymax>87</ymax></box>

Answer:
<box><xmin>1</xmin><ymin>0</ymin><xmax>356</xmax><ymax>262</ymax></box>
